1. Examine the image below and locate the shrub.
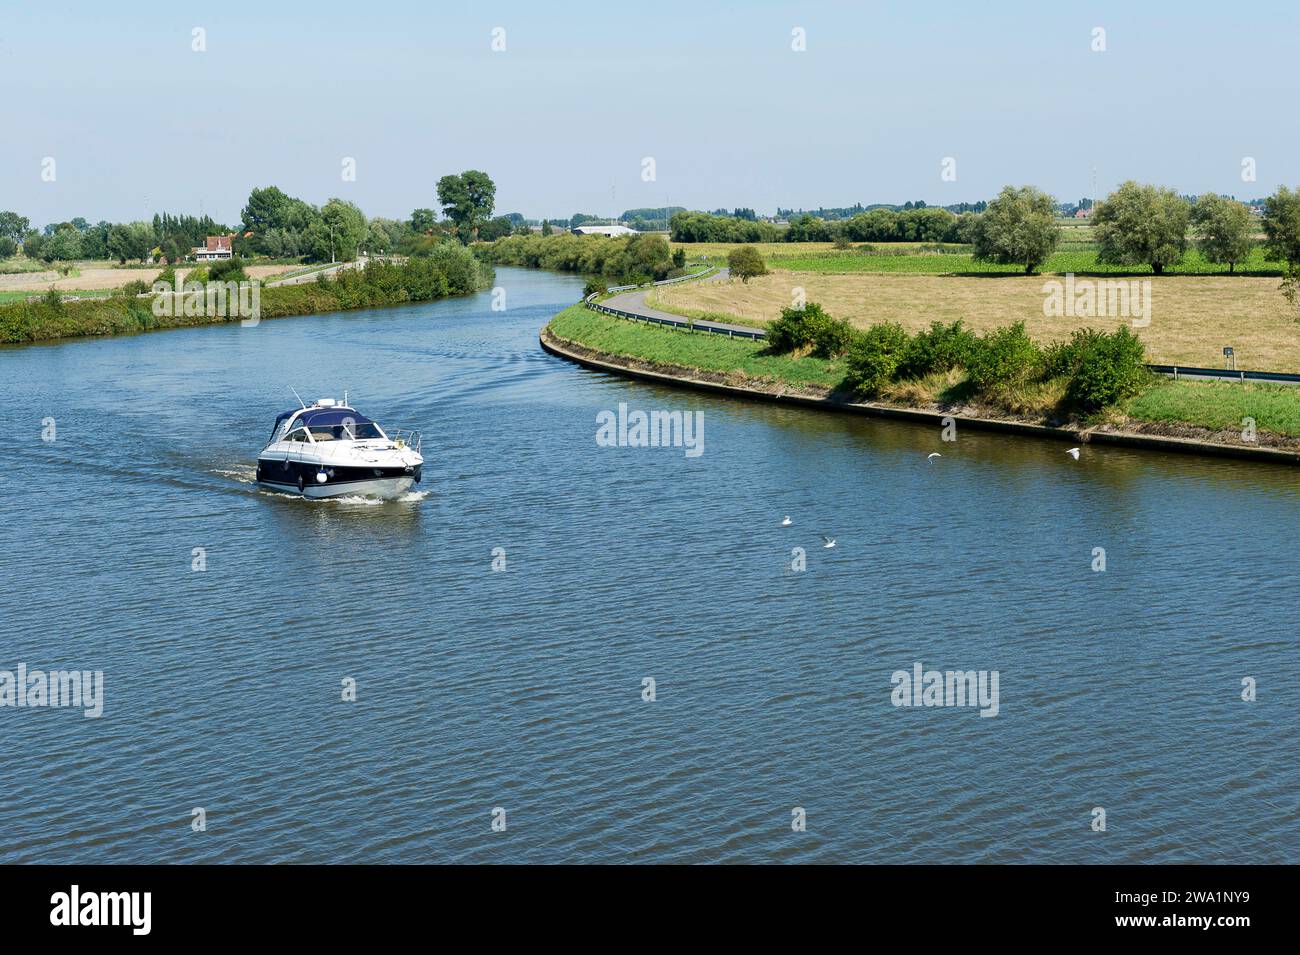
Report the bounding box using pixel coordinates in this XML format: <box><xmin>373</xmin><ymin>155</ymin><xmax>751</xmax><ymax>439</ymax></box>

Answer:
<box><xmin>898</xmin><ymin>320</ymin><xmax>978</xmax><ymax>379</ymax></box>
<box><xmin>154</xmin><ymin>264</ymin><xmax>178</xmax><ymax>290</ymax></box>
<box><xmin>208</xmin><ymin>256</ymin><xmax>248</xmax><ymax>284</ymax></box>
<box><xmin>809</xmin><ymin>314</ymin><xmax>856</xmax><ymax>358</ymax></box>
<box><xmin>843</xmin><ymin>322</ymin><xmax>909</xmax><ymax>396</ymax></box>
<box><xmin>186</xmin><ymin>266</ymin><xmax>210</xmax><ymax>285</ymax></box>
<box><xmin>119</xmin><ymin>279</ymin><xmax>151</xmax><ymax>296</ymax></box>
<box><xmin>583</xmin><ymin>278</ymin><xmax>608</xmax><ymax>298</ymax></box>
<box><xmin>671</xmin><ymin>247</ymin><xmax>686</xmax><ymax>269</ymax></box>
<box><xmin>765</xmin><ymin>302</ymin><xmax>854</xmax><ymax>357</ymax></box>
<box><xmin>965</xmin><ymin>322</ymin><xmax>1041</xmax><ymax>390</ymax></box>
<box><xmin>1063</xmin><ymin>327</ymin><xmax>1148</xmax><ymax>411</ymax></box>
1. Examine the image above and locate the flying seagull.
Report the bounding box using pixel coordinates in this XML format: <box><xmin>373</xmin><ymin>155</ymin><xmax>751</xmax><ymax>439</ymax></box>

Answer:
<box><xmin>1066</xmin><ymin>447</ymin><xmax>1080</xmax><ymax>460</ymax></box>
<box><xmin>823</xmin><ymin>536</ymin><xmax>836</xmax><ymax>549</ymax></box>
<box><xmin>927</xmin><ymin>452</ymin><xmax>942</xmax><ymax>462</ymax></box>
<box><xmin>781</xmin><ymin>516</ymin><xmax>792</xmax><ymax>526</ymax></box>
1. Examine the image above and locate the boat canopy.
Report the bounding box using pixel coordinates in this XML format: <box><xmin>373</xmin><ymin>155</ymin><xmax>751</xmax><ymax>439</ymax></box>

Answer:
<box><xmin>274</xmin><ymin>407</ymin><xmax>374</xmax><ymax>428</ymax></box>
<box><xmin>270</xmin><ymin>406</ymin><xmax>376</xmax><ymax>441</ymax></box>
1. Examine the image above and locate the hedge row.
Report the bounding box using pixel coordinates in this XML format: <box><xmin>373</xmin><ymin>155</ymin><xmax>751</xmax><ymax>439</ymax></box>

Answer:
<box><xmin>765</xmin><ymin>303</ymin><xmax>1149</xmax><ymax>413</ymax></box>
<box><xmin>0</xmin><ymin>251</ymin><xmax>493</xmax><ymax>344</ymax></box>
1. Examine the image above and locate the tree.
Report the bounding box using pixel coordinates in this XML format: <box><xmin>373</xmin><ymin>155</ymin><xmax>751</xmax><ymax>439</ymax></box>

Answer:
<box><xmin>364</xmin><ymin>220</ymin><xmax>392</xmax><ymax>255</ymax></box>
<box><xmin>22</xmin><ymin>233</ymin><xmax>45</xmax><ymax>260</ymax></box>
<box><xmin>728</xmin><ymin>245</ymin><xmax>768</xmax><ymax>283</ymax></box>
<box><xmin>0</xmin><ymin>211</ymin><xmax>30</xmax><ymax>241</ymax></box>
<box><xmin>410</xmin><ymin>208</ymin><xmax>438</xmax><ymax>234</ymax></box>
<box><xmin>320</xmin><ymin>198</ymin><xmax>367</xmax><ymax>261</ymax></box>
<box><xmin>1190</xmin><ymin>194</ymin><xmax>1252</xmax><ymax>273</ymax></box>
<box><xmin>241</xmin><ymin>186</ymin><xmax>292</xmax><ymax>233</ymax></box>
<box><xmin>436</xmin><ymin>170</ymin><xmax>496</xmax><ymax>242</ymax></box>
<box><xmin>107</xmin><ymin>222</ymin><xmax>155</xmax><ymax>263</ymax></box>
<box><xmin>969</xmin><ymin>185</ymin><xmax>1060</xmax><ymax>274</ymax></box>
<box><xmin>1262</xmin><ymin>186</ymin><xmax>1300</xmax><ymax>266</ymax></box>
<box><xmin>43</xmin><ymin>225</ymin><xmax>84</xmax><ymax>261</ymax></box>
<box><xmin>161</xmin><ymin>235</ymin><xmax>189</xmax><ymax>264</ymax></box>
<box><xmin>541</xmin><ymin>219</ymin><xmax>553</xmax><ymax>237</ymax></box>
<box><xmin>0</xmin><ymin>237</ymin><xmax>17</xmax><ymax>258</ymax></box>
<box><xmin>301</xmin><ymin>221</ymin><xmax>334</xmax><ymax>263</ymax></box>
<box><xmin>616</xmin><ymin>234</ymin><xmax>674</xmax><ymax>282</ymax></box>
<box><xmin>476</xmin><ymin>216</ymin><xmax>515</xmax><ymax>242</ymax></box>
<box><xmin>81</xmin><ymin>221</ymin><xmax>111</xmax><ymax>260</ymax></box>
<box><xmin>1280</xmin><ymin>265</ymin><xmax>1300</xmax><ymax>321</ymax></box>
<box><xmin>1093</xmin><ymin>181</ymin><xmax>1189</xmax><ymax>274</ymax></box>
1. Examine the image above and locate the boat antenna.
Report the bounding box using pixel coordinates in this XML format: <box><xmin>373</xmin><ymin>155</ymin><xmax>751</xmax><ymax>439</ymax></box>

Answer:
<box><xmin>289</xmin><ymin>386</ymin><xmax>307</xmax><ymax>409</ymax></box>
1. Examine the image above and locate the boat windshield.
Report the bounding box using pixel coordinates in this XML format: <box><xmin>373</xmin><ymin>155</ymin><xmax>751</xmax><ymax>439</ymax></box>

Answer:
<box><xmin>306</xmin><ymin>421</ymin><xmax>385</xmax><ymax>441</ymax></box>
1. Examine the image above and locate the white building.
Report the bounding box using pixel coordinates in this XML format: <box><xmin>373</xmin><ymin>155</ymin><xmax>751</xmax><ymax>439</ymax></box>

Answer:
<box><xmin>572</xmin><ymin>224</ymin><xmax>638</xmax><ymax>238</ymax></box>
<box><xmin>193</xmin><ymin>235</ymin><xmax>235</xmax><ymax>261</ymax></box>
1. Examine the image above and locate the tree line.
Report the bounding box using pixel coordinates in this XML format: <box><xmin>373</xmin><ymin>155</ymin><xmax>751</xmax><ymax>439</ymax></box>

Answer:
<box><xmin>970</xmin><ymin>182</ymin><xmax>1300</xmax><ymax>275</ymax></box>
<box><xmin>0</xmin><ymin>169</ymin><xmax>508</xmax><ymax>265</ymax></box>
<box><xmin>669</xmin><ymin>183</ymin><xmax>1300</xmax><ymax>278</ymax></box>
<box><xmin>670</xmin><ymin>207</ymin><xmax>968</xmax><ymax>244</ymax></box>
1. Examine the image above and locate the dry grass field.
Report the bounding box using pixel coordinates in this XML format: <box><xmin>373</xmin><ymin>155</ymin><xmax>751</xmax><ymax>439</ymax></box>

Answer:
<box><xmin>649</xmin><ymin>271</ymin><xmax>1300</xmax><ymax>372</ymax></box>
<box><xmin>0</xmin><ymin>263</ymin><xmax>299</xmax><ymax>293</ymax></box>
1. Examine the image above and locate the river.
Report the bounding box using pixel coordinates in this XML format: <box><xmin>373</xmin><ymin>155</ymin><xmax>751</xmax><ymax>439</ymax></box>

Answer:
<box><xmin>2</xmin><ymin>266</ymin><xmax>1297</xmax><ymax>863</ymax></box>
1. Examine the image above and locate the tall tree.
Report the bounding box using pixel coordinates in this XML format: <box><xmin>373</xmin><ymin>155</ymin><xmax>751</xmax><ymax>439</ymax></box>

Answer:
<box><xmin>1093</xmin><ymin>181</ymin><xmax>1190</xmax><ymax>275</ymax></box>
<box><xmin>240</xmin><ymin>186</ymin><xmax>292</xmax><ymax>233</ymax></box>
<box><xmin>320</xmin><ymin>198</ymin><xmax>367</xmax><ymax>261</ymax></box>
<box><xmin>107</xmin><ymin>222</ymin><xmax>156</xmax><ymax>263</ymax></box>
<box><xmin>1262</xmin><ymin>186</ymin><xmax>1300</xmax><ymax>265</ymax></box>
<box><xmin>0</xmin><ymin>211</ymin><xmax>30</xmax><ymax>241</ymax></box>
<box><xmin>969</xmin><ymin>186</ymin><xmax>1061</xmax><ymax>274</ymax></box>
<box><xmin>436</xmin><ymin>170</ymin><xmax>496</xmax><ymax>242</ymax></box>
<box><xmin>1190</xmin><ymin>194</ymin><xmax>1252</xmax><ymax>273</ymax></box>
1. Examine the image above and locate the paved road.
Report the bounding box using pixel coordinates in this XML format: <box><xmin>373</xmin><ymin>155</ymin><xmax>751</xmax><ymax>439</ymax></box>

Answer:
<box><xmin>264</xmin><ymin>261</ymin><xmax>352</xmax><ymax>288</ymax></box>
<box><xmin>603</xmin><ymin>268</ymin><xmax>763</xmax><ymax>336</ymax></box>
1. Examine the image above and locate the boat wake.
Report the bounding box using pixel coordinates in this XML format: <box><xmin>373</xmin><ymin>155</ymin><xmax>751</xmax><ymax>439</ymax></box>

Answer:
<box><xmin>211</xmin><ymin>466</ymin><xmax>258</xmax><ymax>485</ymax></box>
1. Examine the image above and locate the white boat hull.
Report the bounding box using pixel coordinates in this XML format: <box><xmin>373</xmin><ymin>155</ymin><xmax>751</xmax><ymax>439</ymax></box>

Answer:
<box><xmin>259</xmin><ymin>475</ymin><xmax>418</xmax><ymax>500</ymax></box>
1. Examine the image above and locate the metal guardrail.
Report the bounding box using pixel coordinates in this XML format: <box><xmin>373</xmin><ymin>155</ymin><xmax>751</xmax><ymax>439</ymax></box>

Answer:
<box><xmin>583</xmin><ymin>267</ymin><xmax>772</xmax><ymax>340</ymax></box>
<box><xmin>586</xmin><ymin>300</ymin><xmax>767</xmax><ymax>340</ymax></box>
<box><xmin>1148</xmin><ymin>364</ymin><xmax>1300</xmax><ymax>385</ymax></box>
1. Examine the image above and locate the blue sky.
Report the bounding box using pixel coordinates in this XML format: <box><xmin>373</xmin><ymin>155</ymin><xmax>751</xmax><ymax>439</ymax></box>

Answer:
<box><xmin>3</xmin><ymin>0</ymin><xmax>1297</xmax><ymax>227</ymax></box>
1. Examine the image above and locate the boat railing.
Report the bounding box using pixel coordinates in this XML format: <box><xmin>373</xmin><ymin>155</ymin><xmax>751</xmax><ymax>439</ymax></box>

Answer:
<box><xmin>387</xmin><ymin>429</ymin><xmax>422</xmax><ymax>453</ymax></box>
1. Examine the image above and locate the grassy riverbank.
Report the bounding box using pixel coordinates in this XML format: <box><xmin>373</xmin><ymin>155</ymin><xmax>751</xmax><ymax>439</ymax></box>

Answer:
<box><xmin>546</xmin><ymin>304</ymin><xmax>1300</xmax><ymax>446</ymax></box>
<box><xmin>0</xmin><ymin>253</ymin><xmax>493</xmax><ymax>345</ymax></box>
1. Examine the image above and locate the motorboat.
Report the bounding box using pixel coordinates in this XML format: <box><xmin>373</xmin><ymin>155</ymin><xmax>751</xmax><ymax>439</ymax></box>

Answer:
<box><xmin>256</xmin><ymin>397</ymin><xmax>423</xmax><ymax>499</ymax></box>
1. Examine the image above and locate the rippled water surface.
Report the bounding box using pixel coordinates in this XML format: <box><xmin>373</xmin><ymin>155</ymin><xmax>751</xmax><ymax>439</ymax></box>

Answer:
<box><xmin>2</xmin><ymin>267</ymin><xmax>1298</xmax><ymax>863</ymax></box>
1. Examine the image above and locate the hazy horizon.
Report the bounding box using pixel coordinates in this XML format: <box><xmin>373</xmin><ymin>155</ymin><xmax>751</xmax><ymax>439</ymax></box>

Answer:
<box><xmin>4</xmin><ymin>0</ymin><xmax>1297</xmax><ymax>227</ymax></box>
